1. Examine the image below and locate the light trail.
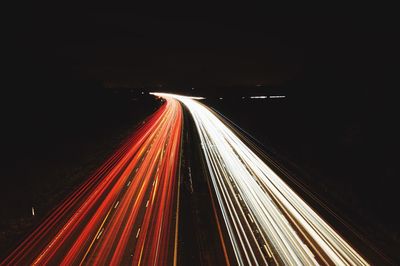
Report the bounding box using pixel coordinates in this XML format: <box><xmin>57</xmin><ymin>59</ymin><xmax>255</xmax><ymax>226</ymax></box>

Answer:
<box><xmin>154</xmin><ymin>93</ymin><xmax>369</xmax><ymax>266</ymax></box>
<box><xmin>1</xmin><ymin>98</ymin><xmax>183</xmax><ymax>265</ymax></box>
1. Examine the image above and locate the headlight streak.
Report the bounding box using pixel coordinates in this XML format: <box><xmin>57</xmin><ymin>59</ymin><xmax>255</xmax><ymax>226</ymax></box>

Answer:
<box><xmin>154</xmin><ymin>93</ymin><xmax>369</xmax><ymax>266</ymax></box>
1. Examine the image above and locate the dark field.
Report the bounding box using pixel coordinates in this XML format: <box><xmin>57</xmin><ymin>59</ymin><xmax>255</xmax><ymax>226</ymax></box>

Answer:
<box><xmin>0</xmin><ymin>83</ymin><xmax>159</xmax><ymax>258</ymax></box>
<box><xmin>202</xmin><ymin>83</ymin><xmax>399</xmax><ymax>263</ymax></box>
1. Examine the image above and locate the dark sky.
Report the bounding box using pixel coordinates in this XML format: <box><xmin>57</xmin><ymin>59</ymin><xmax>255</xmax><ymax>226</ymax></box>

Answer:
<box><xmin>6</xmin><ymin>7</ymin><xmax>398</xmax><ymax>91</ymax></box>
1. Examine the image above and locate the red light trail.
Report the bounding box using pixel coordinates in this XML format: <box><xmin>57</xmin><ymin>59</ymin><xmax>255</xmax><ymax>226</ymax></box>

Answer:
<box><xmin>2</xmin><ymin>98</ymin><xmax>183</xmax><ymax>265</ymax></box>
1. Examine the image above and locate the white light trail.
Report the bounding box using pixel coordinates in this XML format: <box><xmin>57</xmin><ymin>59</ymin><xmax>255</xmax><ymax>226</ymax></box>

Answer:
<box><xmin>250</xmin><ymin>96</ymin><xmax>268</xmax><ymax>99</ymax></box>
<box><xmin>154</xmin><ymin>92</ymin><xmax>369</xmax><ymax>266</ymax></box>
<box><xmin>269</xmin><ymin>95</ymin><xmax>286</xmax><ymax>98</ymax></box>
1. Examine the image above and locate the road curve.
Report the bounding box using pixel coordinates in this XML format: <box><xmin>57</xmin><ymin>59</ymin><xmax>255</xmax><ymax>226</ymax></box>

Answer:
<box><xmin>155</xmin><ymin>92</ymin><xmax>369</xmax><ymax>266</ymax></box>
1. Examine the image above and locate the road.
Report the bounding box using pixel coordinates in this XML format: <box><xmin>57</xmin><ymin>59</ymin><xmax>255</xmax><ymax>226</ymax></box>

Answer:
<box><xmin>1</xmin><ymin>98</ymin><xmax>183</xmax><ymax>265</ymax></box>
<box><xmin>155</xmin><ymin>93</ymin><xmax>369</xmax><ymax>265</ymax></box>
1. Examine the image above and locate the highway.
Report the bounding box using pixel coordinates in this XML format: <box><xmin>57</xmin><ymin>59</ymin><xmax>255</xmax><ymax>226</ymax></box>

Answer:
<box><xmin>154</xmin><ymin>93</ymin><xmax>369</xmax><ymax>266</ymax></box>
<box><xmin>1</xmin><ymin>98</ymin><xmax>183</xmax><ymax>265</ymax></box>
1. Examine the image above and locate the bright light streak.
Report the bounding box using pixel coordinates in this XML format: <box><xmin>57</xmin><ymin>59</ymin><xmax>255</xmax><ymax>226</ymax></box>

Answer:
<box><xmin>163</xmin><ymin>93</ymin><xmax>369</xmax><ymax>266</ymax></box>
<box><xmin>150</xmin><ymin>92</ymin><xmax>205</xmax><ymax>100</ymax></box>
<box><xmin>2</xmin><ymin>98</ymin><xmax>183</xmax><ymax>265</ymax></box>
<box><xmin>250</xmin><ymin>96</ymin><xmax>268</xmax><ymax>99</ymax></box>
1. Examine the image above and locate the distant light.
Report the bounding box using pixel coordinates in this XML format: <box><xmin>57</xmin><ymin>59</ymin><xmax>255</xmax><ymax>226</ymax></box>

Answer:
<box><xmin>241</xmin><ymin>96</ymin><xmax>245</xmax><ymax>99</ymax></box>
<box><xmin>269</xmin><ymin>95</ymin><xmax>286</xmax><ymax>99</ymax></box>
<box><xmin>141</xmin><ymin>91</ymin><xmax>145</xmax><ymax>95</ymax></box>
<box><xmin>191</xmin><ymin>87</ymin><xmax>195</xmax><ymax>90</ymax></box>
<box><xmin>250</xmin><ymin>96</ymin><xmax>267</xmax><ymax>99</ymax></box>
<box><xmin>149</xmin><ymin>92</ymin><xmax>205</xmax><ymax>100</ymax></box>
<box><xmin>219</xmin><ymin>97</ymin><xmax>223</xmax><ymax>100</ymax></box>
<box><xmin>256</xmin><ymin>84</ymin><xmax>263</xmax><ymax>87</ymax></box>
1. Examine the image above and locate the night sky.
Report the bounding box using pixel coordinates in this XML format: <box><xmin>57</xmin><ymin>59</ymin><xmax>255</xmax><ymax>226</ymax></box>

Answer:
<box><xmin>6</xmin><ymin>7</ymin><xmax>397</xmax><ymax>92</ymax></box>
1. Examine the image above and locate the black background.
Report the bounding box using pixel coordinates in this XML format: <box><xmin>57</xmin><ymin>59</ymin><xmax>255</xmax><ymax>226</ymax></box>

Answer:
<box><xmin>2</xmin><ymin>5</ymin><xmax>399</xmax><ymax>262</ymax></box>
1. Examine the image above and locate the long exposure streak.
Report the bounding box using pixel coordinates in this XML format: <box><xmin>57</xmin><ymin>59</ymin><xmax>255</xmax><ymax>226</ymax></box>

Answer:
<box><xmin>2</xmin><ymin>98</ymin><xmax>183</xmax><ymax>265</ymax></box>
<box><xmin>154</xmin><ymin>93</ymin><xmax>369</xmax><ymax>266</ymax></box>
